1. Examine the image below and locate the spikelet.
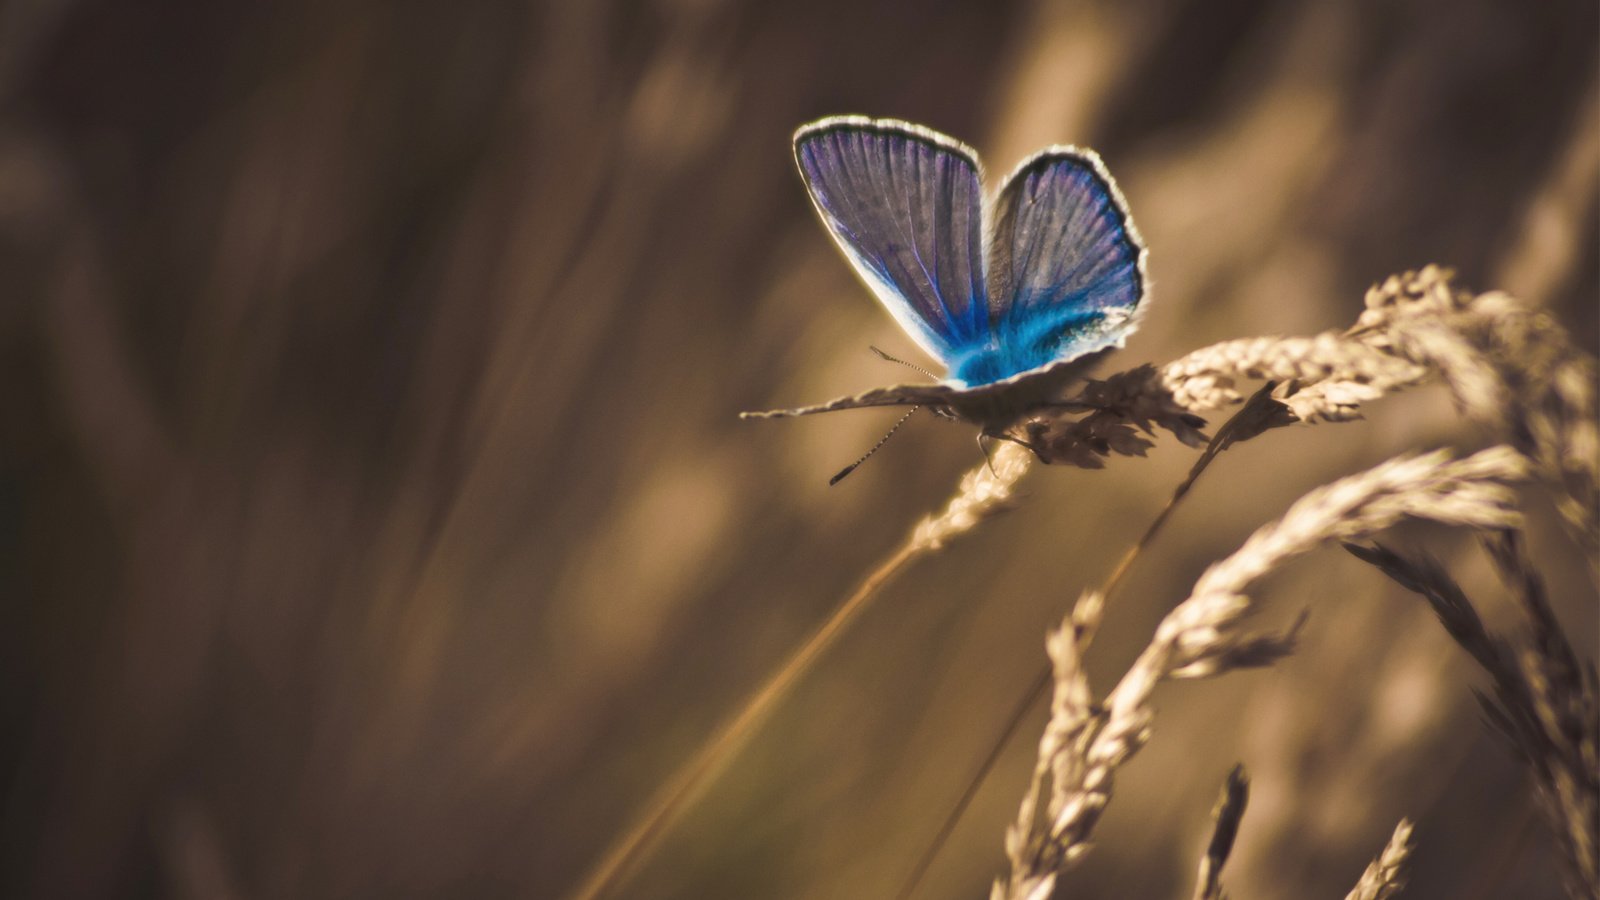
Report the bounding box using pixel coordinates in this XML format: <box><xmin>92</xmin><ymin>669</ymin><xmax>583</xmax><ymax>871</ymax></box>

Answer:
<box><xmin>992</xmin><ymin>447</ymin><xmax>1526</xmax><ymax>898</ymax></box>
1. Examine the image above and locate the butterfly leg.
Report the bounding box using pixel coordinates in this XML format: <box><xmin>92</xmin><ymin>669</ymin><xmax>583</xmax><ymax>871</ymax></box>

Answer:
<box><xmin>988</xmin><ymin>430</ymin><xmax>1035</xmax><ymax>450</ymax></box>
<box><xmin>976</xmin><ymin>432</ymin><xmax>998</xmax><ymax>479</ymax></box>
<box><xmin>985</xmin><ymin>426</ymin><xmax>1047</xmax><ymax>464</ymax></box>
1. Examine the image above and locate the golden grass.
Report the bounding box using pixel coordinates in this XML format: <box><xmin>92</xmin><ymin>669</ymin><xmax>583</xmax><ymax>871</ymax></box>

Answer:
<box><xmin>990</xmin><ymin>268</ymin><xmax>1596</xmax><ymax>899</ymax></box>
<box><xmin>576</xmin><ymin>268</ymin><xmax>1597</xmax><ymax>900</ymax></box>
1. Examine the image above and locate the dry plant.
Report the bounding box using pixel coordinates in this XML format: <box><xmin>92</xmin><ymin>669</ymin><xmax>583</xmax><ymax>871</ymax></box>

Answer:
<box><xmin>984</xmin><ymin>266</ymin><xmax>1596</xmax><ymax>899</ymax></box>
<box><xmin>567</xmin><ymin>442</ymin><xmax>1033</xmax><ymax>900</ymax></box>
<box><xmin>1346</xmin><ymin>535</ymin><xmax>1599</xmax><ymax>897</ymax></box>
<box><xmin>992</xmin><ymin>446</ymin><xmax>1526</xmax><ymax>900</ymax></box>
<box><xmin>1344</xmin><ymin>820</ymin><xmax>1417</xmax><ymax>900</ymax></box>
<box><xmin>1191</xmin><ymin>764</ymin><xmax>1249</xmax><ymax>900</ymax></box>
<box><xmin>1030</xmin><ymin>266</ymin><xmax>1597</xmax><ymax>550</ymax></box>
<box><xmin>576</xmin><ymin>268</ymin><xmax>1595</xmax><ymax>900</ymax></box>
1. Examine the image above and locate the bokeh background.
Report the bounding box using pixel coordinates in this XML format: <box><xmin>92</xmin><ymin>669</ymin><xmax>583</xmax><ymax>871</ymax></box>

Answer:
<box><xmin>2</xmin><ymin>0</ymin><xmax>1595</xmax><ymax>897</ymax></box>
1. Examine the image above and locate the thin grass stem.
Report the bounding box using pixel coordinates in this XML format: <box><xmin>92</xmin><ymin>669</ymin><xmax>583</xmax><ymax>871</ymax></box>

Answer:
<box><xmin>894</xmin><ymin>385</ymin><xmax>1279</xmax><ymax>899</ymax></box>
<box><xmin>567</xmin><ymin>443</ymin><xmax>1032</xmax><ymax>900</ymax></box>
<box><xmin>566</xmin><ymin>543</ymin><xmax>919</xmax><ymax>900</ymax></box>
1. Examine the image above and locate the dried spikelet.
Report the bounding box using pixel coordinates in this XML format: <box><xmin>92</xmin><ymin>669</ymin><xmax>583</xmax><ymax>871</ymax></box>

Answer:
<box><xmin>993</xmin><ymin>447</ymin><xmax>1527</xmax><ymax>898</ymax></box>
<box><xmin>1355</xmin><ymin>267</ymin><xmax>1598</xmax><ymax>550</ymax></box>
<box><xmin>1022</xmin><ymin>298</ymin><xmax>1429</xmax><ymax>466</ymax></box>
<box><xmin>1344</xmin><ymin>819</ymin><xmax>1416</xmax><ymax>900</ymax></box>
<box><xmin>1349</xmin><ymin>534</ymin><xmax>1599</xmax><ymax>897</ymax></box>
<box><xmin>1178</xmin><ymin>447</ymin><xmax>1527</xmax><ymax>640</ymax></box>
<box><xmin>994</xmin><ymin>594</ymin><xmax>1100</xmax><ymax>900</ymax></box>
<box><xmin>1021</xmin><ymin>364</ymin><xmax>1210</xmax><ymax>467</ymax></box>
<box><xmin>1025</xmin><ymin>268</ymin><xmax>1597</xmax><ymax>552</ymax></box>
<box><xmin>1192</xmin><ymin>765</ymin><xmax>1250</xmax><ymax>900</ymax></box>
<box><xmin>911</xmin><ymin>440</ymin><xmax>1031</xmax><ymax>550</ymax></box>
<box><xmin>1160</xmin><ymin>333</ymin><xmax>1428</xmax><ymax>420</ymax></box>
<box><xmin>1353</xmin><ymin>263</ymin><xmax>1462</xmax><ymax>328</ymax></box>
<box><xmin>1480</xmin><ymin>532</ymin><xmax>1598</xmax><ymax>898</ymax></box>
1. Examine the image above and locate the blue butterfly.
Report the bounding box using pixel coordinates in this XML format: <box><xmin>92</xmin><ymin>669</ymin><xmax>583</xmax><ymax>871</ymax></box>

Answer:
<box><xmin>744</xmin><ymin>116</ymin><xmax>1147</xmax><ymax>473</ymax></box>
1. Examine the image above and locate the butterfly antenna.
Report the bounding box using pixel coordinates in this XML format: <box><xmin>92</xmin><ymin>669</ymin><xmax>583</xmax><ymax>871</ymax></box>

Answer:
<box><xmin>977</xmin><ymin>432</ymin><xmax>998</xmax><ymax>479</ymax></box>
<box><xmin>830</xmin><ymin>406</ymin><xmax>920</xmax><ymax>486</ymax></box>
<box><xmin>868</xmin><ymin>345</ymin><xmax>940</xmax><ymax>380</ymax></box>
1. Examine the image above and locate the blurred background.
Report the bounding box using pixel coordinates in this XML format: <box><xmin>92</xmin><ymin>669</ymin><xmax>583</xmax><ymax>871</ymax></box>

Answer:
<box><xmin>1</xmin><ymin>0</ymin><xmax>1595</xmax><ymax>897</ymax></box>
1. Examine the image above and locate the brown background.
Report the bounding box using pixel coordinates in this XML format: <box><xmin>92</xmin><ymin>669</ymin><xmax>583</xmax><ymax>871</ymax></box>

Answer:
<box><xmin>2</xmin><ymin>0</ymin><xmax>1595</xmax><ymax>897</ymax></box>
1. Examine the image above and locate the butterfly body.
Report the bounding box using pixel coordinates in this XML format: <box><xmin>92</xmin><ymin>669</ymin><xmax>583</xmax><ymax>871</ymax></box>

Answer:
<box><xmin>943</xmin><ymin>346</ymin><xmax>1116</xmax><ymax>426</ymax></box>
<box><xmin>745</xmin><ymin>116</ymin><xmax>1146</xmax><ymax>436</ymax></box>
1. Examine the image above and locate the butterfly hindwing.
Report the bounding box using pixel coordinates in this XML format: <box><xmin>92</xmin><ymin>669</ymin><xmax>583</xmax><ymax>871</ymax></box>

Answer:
<box><xmin>948</xmin><ymin>148</ymin><xmax>1145</xmax><ymax>387</ymax></box>
<box><xmin>793</xmin><ymin>117</ymin><xmax>989</xmax><ymax>365</ymax></box>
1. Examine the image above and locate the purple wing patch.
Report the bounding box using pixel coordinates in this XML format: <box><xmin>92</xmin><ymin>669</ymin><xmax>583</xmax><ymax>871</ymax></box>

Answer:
<box><xmin>794</xmin><ymin>117</ymin><xmax>989</xmax><ymax>364</ymax></box>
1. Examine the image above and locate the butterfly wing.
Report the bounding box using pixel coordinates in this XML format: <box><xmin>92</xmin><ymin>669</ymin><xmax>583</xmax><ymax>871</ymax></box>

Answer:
<box><xmin>737</xmin><ymin>348</ymin><xmax>1106</xmax><ymax>425</ymax></box>
<box><xmin>739</xmin><ymin>381</ymin><xmax>967</xmax><ymax>419</ymax></box>
<box><xmin>951</xmin><ymin>147</ymin><xmax>1145</xmax><ymax>387</ymax></box>
<box><xmin>793</xmin><ymin>117</ymin><xmax>990</xmax><ymax>366</ymax></box>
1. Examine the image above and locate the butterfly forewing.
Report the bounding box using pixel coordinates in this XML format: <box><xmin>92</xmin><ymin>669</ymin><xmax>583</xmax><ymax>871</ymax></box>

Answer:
<box><xmin>957</xmin><ymin>149</ymin><xmax>1145</xmax><ymax>386</ymax></box>
<box><xmin>793</xmin><ymin>118</ymin><xmax>989</xmax><ymax>366</ymax></box>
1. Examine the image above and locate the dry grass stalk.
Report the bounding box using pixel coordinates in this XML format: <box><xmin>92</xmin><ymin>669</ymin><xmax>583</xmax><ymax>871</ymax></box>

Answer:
<box><xmin>1023</xmin><ymin>274</ymin><xmax>1445</xmax><ymax>465</ymax></box>
<box><xmin>1483</xmin><ymin>531</ymin><xmax>1600</xmax><ymax>898</ymax></box>
<box><xmin>1354</xmin><ymin>268</ymin><xmax>1599</xmax><ymax>554</ymax></box>
<box><xmin>912</xmin><ymin>440</ymin><xmax>1033</xmax><ymax>550</ymax></box>
<box><xmin>567</xmin><ymin>441</ymin><xmax>1031</xmax><ymax>900</ymax></box>
<box><xmin>993</xmin><ymin>446</ymin><xmax>1528</xmax><ymax>899</ymax></box>
<box><xmin>909</xmin><ymin>388</ymin><xmax>1287</xmax><ymax>900</ymax></box>
<box><xmin>1161</xmin><ymin>334</ymin><xmax>1429</xmax><ymax>423</ymax></box>
<box><xmin>1192</xmin><ymin>764</ymin><xmax>1250</xmax><ymax>900</ymax></box>
<box><xmin>1028</xmin><ymin>268</ymin><xmax>1596</xmax><ymax>558</ymax></box>
<box><xmin>1347</xmin><ymin>533</ymin><xmax>1599</xmax><ymax>898</ymax></box>
<box><xmin>1021</xmin><ymin>364</ymin><xmax>1211</xmax><ymax>467</ymax></box>
<box><xmin>599</xmin><ymin>270</ymin><xmax>1582</xmax><ymax>899</ymax></box>
<box><xmin>1344</xmin><ymin>819</ymin><xmax>1416</xmax><ymax>900</ymax></box>
<box><xmin>985</xmin><ymin>268</ymin><xmax>1585</xmax><ymax>893</ymax></box>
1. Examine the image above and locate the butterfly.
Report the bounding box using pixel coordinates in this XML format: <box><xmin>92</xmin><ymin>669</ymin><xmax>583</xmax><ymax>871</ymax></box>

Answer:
<box><xmin>743</xmin><ymin>116</ymin><xmax>1148</xmax><ymax>477</ymax></box>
